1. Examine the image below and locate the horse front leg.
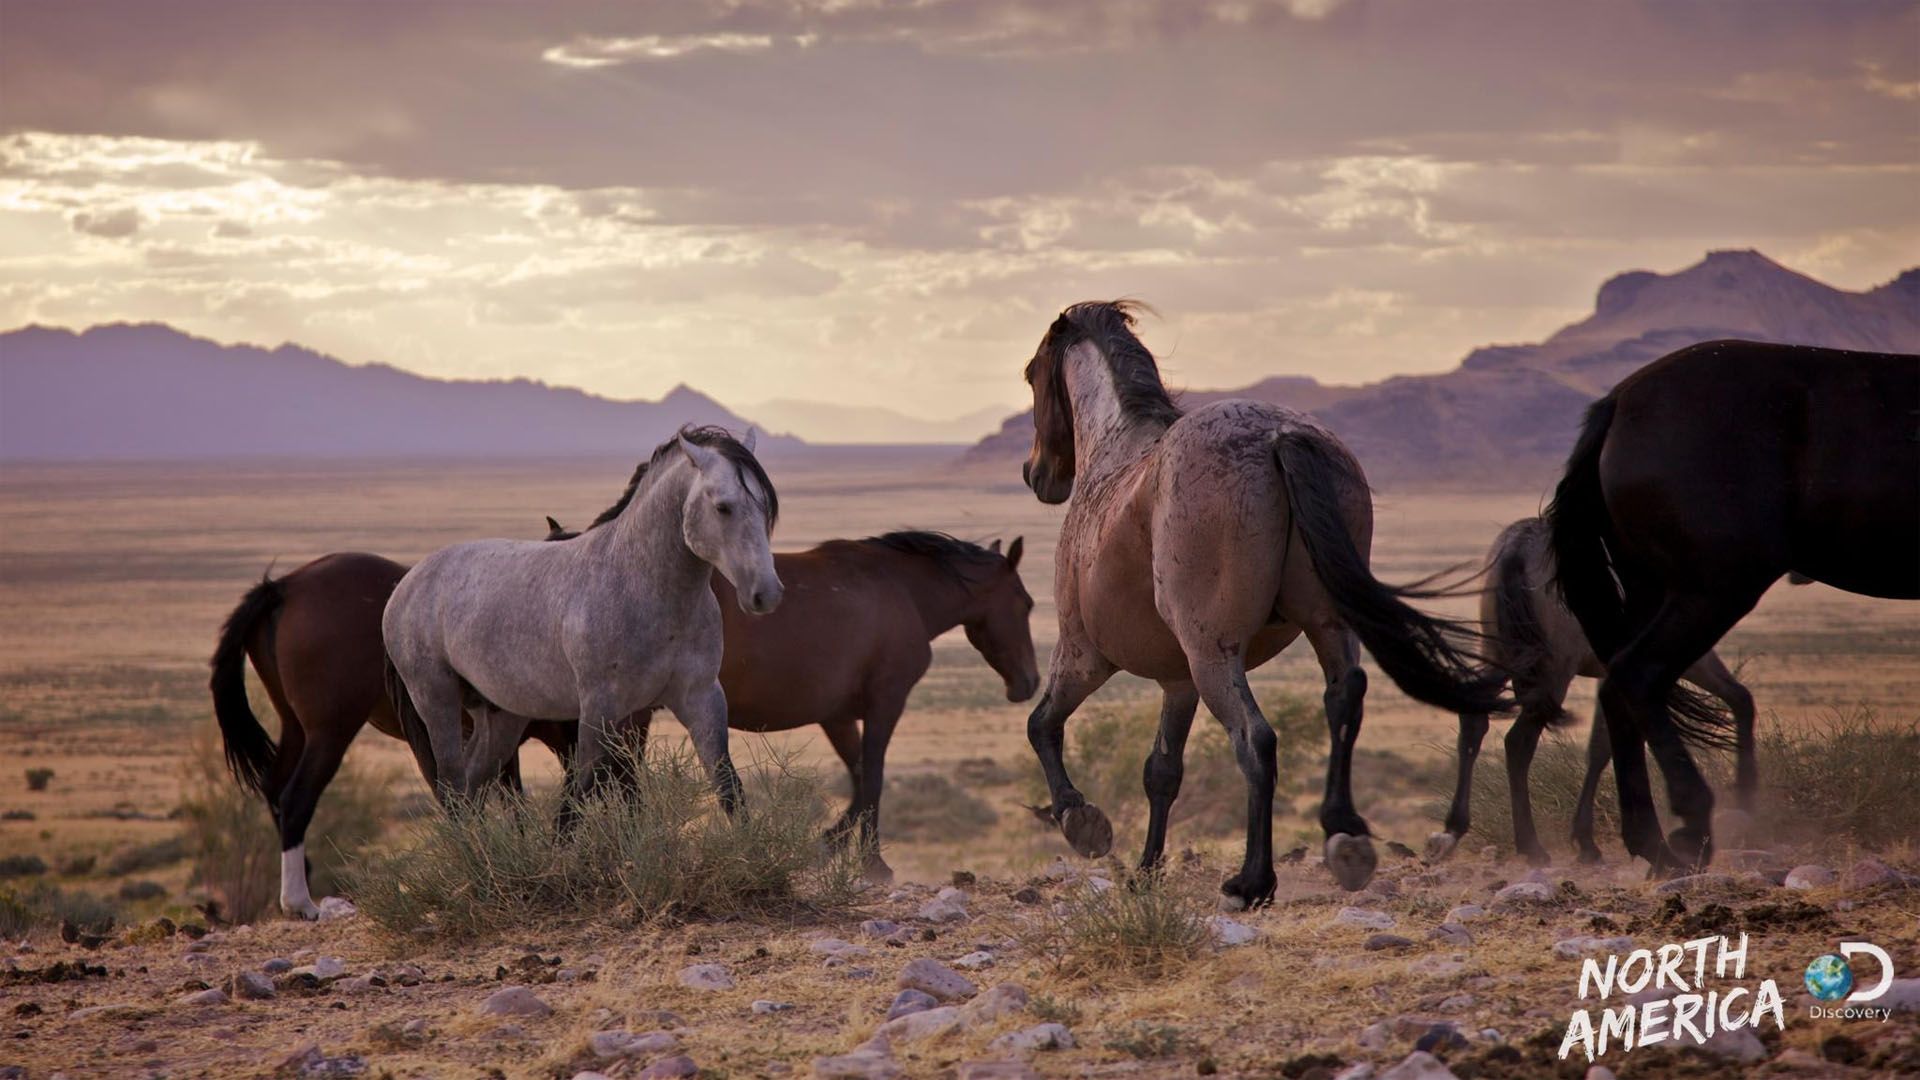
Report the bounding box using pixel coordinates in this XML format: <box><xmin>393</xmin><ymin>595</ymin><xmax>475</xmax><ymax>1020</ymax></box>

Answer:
<box><xmin>1027</xmin><ymin>650</ymin><xmax>1116</xmax><ymax>859</ymax></box>
<box><xmin>672</xmin><ymin>680</ymin><xmax>743</xmax><ymax>815</ymax></box>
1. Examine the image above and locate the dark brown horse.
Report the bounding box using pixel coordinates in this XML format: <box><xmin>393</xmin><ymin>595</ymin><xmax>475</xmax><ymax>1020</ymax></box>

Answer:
<box><xmin>210</xmin><ymin>552</ymin><xmax>575</xmax><ymax>919</ymax></box>
<box><xmin>1017</xmin><ymin>301</ymin><xmax>1506</xmax><ymax>905</ymax></box>
<box><xmin>545</xmin><ymin>524</ymin><xmax>1038</xmax><ymax>879</ymax></box>
<box><xmin>1428</xmin><ymin>517</ymin><xmax>1755</xmax><ymax>867</ymax></box>
<box><xmin>1548</xmin><ymin>340</ymin><xmax>1918</xmax><ymax>873</ymax></box>
<box><xmin>215</xmin><ymin>532</ymin><xmax>1036</xmax><ymax>915</ymax></box>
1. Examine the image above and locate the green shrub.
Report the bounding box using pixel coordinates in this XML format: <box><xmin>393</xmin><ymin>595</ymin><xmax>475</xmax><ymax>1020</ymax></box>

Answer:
<box><xmin>1020</xmin><ymin>874</ymin><xmax>1210</xmax><ymax>979</ymax></box>
<box><xmin>106</xmin><ymin>837</ymin><xmax>188</xmax><ymax>877</ymax></box>
<box><xmin>347</xmin><ymin>744</ymin><xmax>863</xmax><ymax>940</ymax></box>
<box><xmin>24</xmin><ymin>768</ymin><xmax>54</xmax><ymax>793</ymax></box>
<box><xmin>0</xmin><ymin>854</ymin><xmax>47</xmax><ymax>879</ymax></box>
<box><xmin>0</xmin><ymin>883</ymin><xmax>120</xmax><ymax>939</ymax></box>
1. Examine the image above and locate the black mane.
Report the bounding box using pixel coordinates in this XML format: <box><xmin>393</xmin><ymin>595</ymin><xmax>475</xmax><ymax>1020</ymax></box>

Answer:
<box><xmin>1045</xmin><ymin>300</ymin><xmax>1182</xmax><ymax>427</ymax></box>
<box><xmin>861</xmin><ymin>530</ymin><xmax>1002</xmax><ymax>585</ymax></box>
<box><xmin>588</xmin><ymin>425</ymin><xmax>779</xmax><ymax>530</ymax></box>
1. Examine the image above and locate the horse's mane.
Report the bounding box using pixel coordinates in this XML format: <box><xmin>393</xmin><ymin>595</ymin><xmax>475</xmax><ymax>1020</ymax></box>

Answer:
<box><xmin>1046</xmin><ymin>299</ymin><xmax>1182</xmax><ymax>427</ymax></box>
<box><xmin>588</xmin><ymin>425</ymin><xmax>779</xmax><ymax>530</ymax></box>
<box><xmin>861</xmin><ymin>530</ymin><xmax>1002</xmax><ymax>586</ymax></box>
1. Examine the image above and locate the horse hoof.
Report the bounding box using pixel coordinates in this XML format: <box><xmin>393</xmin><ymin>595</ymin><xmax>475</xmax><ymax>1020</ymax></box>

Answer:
<box><xmin>1576</xmin><ymin>848</ymin><xmax>1604</xmax><ymax>866</ymax></box>
<box><xmin>1325</xmin><ymin>833</ymin><xmax>1377</xmax><ymax>892</ymax></box>
<box><xmin>1060</xmin><ymin>803</ymin><xmax>1114</xmax><ymax>859</ymax></box>
<box><xmin>862</xmin><ymin>855</ymin><xmax>896</xmax><ymax>886</ymax></box>
<box><xmin>285</xmin><ymin>902</ymin><xmax>321</xmax><ymax>922</ymax></box>
<box><xmin>1423</xmin><ymin>831</ymin><xmax>1460</xmax><ymax>864</ymax></box>
<box><xmin>1668</xmin><ymin>827</ymin><xmax>1713</xmax><ymax>869</ymax></box>
<box><xmin>1522</xmin><ymin>847</ymin><xmax>1553</xmax><ymax>868</ymax></box>
<box><xmin>1220</xmin><ymin>871</ymin><xmax>1276</xmax><ymax>910</ymax></box>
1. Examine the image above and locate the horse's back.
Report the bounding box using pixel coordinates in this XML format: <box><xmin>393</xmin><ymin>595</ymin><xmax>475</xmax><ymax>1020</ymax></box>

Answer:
<box><xmin>1604</xmin><ymin>340</ymin><xmax>1919</xmax><ymax>596</ymax></box>
<box><xmin>271</xmin><ymin>552</ymin><xmax>406</xmax><ymax>727</ymax></box>
<box><xmin>717</xmin><ymin>546</ymin><xmax>921</xmax><ymax>730</ymax></box>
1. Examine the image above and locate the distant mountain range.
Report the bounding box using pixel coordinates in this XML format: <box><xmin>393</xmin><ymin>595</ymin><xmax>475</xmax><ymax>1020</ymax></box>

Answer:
<box><xmin>964</xmin><ymin>250</ymin><xmax>1920</xmax><ymax>488</ymax></box>
<box><xmin>0</xmin><ymin>323</ymin><xmax>796</xmax><ymax>459</ymax></box>
<box><xmin>745</xmin><ymin>398</ymin><xmax>1009</xmax><ymax>444</ymax></box>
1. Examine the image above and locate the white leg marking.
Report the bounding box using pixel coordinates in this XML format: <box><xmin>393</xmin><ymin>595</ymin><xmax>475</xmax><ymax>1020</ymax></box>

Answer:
<box><xmin>281</xmin><ymin>843</ymin><xmax>319</xmax><ymax>920</ymax></box>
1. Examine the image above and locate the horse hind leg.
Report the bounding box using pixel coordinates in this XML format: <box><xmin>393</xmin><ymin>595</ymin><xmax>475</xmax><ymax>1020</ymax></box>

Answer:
<box><xmin>1299</xmin><ymin>623</ymin><xmax>1376</xmax><ymax>893</ymax></box>
<box><xmin>1427</xmin><ymin>709</ymin><xmax>1489</xmax><ymax>864</ymax></box>
<box><xmin>1139</xmin><ymin>679</ymin><xmax>1200</xmax><ymax>875</ymax></box>
<box><xmin>1504</xmin><ymin>671</ymin><xmax>1571</xmax><ymax>867</ymax></box>
<box><xmin>1685</xmin><ymin>651</ymin><xmax>1758</xmax><ymax>813</ymax></box>
<box><xmin>1570</xmin><ymin>702</ymin><xmax>1611</xmax><ymax>864</ymax></box>
<box><xmin>1188</xmin><ymin>656</ymin><xmax>1282</xmax><ymax>908</ymax></box>
<box><xmin>272</xmin><ymin>724</ymin><xmax>359</xmax><ymax>920</ymax></box>
<box><xmin>1601</xmin><ymin>589</ymin><xmax>1763</xmax><ymax>873</ymax></box>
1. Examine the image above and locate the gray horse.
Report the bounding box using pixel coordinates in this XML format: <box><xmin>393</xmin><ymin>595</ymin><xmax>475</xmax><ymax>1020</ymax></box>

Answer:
<box><xmin>1427</xmin><ymin>517</ymin><xmax>1756</xmax><ymax>866</ymax></box>
<box><xmin>382</xmin><ymin>426</ymin><xmax>783</xmax><ymax>811</ymax></box>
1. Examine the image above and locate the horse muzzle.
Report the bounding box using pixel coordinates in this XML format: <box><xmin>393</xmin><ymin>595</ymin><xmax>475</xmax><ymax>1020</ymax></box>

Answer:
<box><xmin>1023</xmin><ymin>460</ymin><xmax>1072</xmax><ymax>505</ymax></box>
<box><xmin>740</xmin><ymin>578</ymin><xmax>784</xmax><ymax>616</ymax></box>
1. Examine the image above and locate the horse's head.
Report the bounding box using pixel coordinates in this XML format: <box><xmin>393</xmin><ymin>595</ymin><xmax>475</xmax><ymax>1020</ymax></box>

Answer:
<box><xmin>961</xmin><ymin>536</ymin><xmax>1039</xmax><ymax>703</ymax></box>
<box><xmin>677</xmin><ymin>428</ymin><xmax>784</xmax><ymax>615</ymax></box>
<box><xmin>1021</xmin><ymin>313</ymin><xmax>1079</xmax><ymax>504</ymax></box>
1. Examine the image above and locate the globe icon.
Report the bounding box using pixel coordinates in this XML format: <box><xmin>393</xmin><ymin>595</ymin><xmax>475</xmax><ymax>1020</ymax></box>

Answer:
<box><xmin>1805</xmin><ymin>954</ymin><xmax>1854</xmax><ymax>1001</ymax></box>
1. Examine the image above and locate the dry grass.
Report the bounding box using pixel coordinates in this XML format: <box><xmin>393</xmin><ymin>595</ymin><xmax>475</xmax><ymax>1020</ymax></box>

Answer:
<box><xmin>1019</xmin><ymin>873</ymin><xmax>1211</xmax><ymax>980</ymax></box>
<box><xmin>347</xmin><ymin>744</ymin><xmax>865</xmax><ymax>940</ymax></box>
<box><xmin>1440</xmin><ymin>706</ymin><xmax>1920</xmax><ymax>855</ymax></box>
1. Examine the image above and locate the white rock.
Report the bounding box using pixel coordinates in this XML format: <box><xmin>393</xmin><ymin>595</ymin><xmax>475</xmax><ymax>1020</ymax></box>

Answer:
<box><xmin>959</xmin><ymin>982</ymin><xmax>1029</xmax><ymax>1023</ymax></box>
<box><xmin>295</xmin><ymin>956</ymin><xmax>348</xmax><ymax>980</ymax></box>
<box><xmin>916</xmin><ymin>899</ymin><xmax>968</xmax><ymax>923</ymax></box>
<box><xmin>637</xmin><ymin>1057</ymin><xmax>699</xmax><ymax>1080</ymax></box>
<box><xmin>876</xmin><ymin>1004</ymin><xmax>963</xmax><ymax>1043</ymax></box>
<box><xmin>315</xmin><ymin>896</ymin><xmax>358</xmax><ymax>921</ymax></box>
<box><xmin>478</xmin><ymin>986</ymin><xmax>553</xmax><ymax>1017</ymax></box>
<box><xmin>1444</xmin><ymin>903</ymin><xmax>1485</xmax><ymax>923</ymax></box>
<box><xmin>1333</xmin><ymin>1066</ymin><xmax>1376</xmax><ymax>1080</ymax></box>
<box><xmin>1551</xmin><ymin>935</ymin><xmax>1634</xmax><ymax>960</ymax></box>
<box><xmin>812</xmin><ymin>1046</ymin><xmax>903</xmax><ymax>1079</ymax></box>
<box><xmin>887</xmin><ymin>989</ymin><xmax>938</xmax><ymax>1019</ymax></box>
<box><xmin>1429</xmin><ymin>923</ymin><xmax>1473</xmax><ymax>947</ymax></box>
<box><xmin>987</xmin><ymin>1022</ymin><xmax>1075</xmax><ymax>1054</ymax></box>
<box><xmin>859</xmin><ymin>919</ymin><xmax>900</xmax><ymax>939</ymax></box>
<box><xmin>1491</xmin><ymin>881</ymin><xmax>1553</xmax><ymax>907</ymax></box>
<box><xmin>589</xmin><ymin>1030</ymin><xmax>677</xmax><ymax>1059</ymax></box>
<box><xmin>810</xmin><ymin>938</ymin><xmax>870</xmax><ymax>959</ymax></box>
<box><xmin>677</xmin><ymin>963</ymin><xmax>735</xmax><ymax>991</ymax></box>
<box><xmin>1379</xmin><ymin>1051</ymin><xmax>1459</xmax><ymax>1080</ymax></box>
<box><xmin>230</xmin><ymin>972</ymin><xmax>275</xmax><ymax>1000</ymax></box>
<box><xmin>1332</xmin><ymin>907</ymin><xmax>1395</xmax><ymax>930</ymax></box>
<box><xmin>937</xmin><ymin>887</ymin><xmax>970</xmax><ymax>906</ymax></box>
<box><xmin>752</xmin><ymin>1000</ymin><xmax>794</xmax><ymax>1014</ymax></box>
<box><xmin>952</xmin><ymin>951</ymin><xmax>996</xmax><ymax>970</ymax></box>
<box><xmin>177</xmin><ymin>988</ymin><xmax>228</xmax><ymax>1006</ymax></box>
<box><xmin>1783</xmin><ymin>864</ymin><xmax>1837</xmax><ymax>890</ymax></box>
<box><xmin>896</xmin><ymin>958</ymin><xmax>976</xmax><ymax>1001</ymax></box>
<box><xmin>1208</xmin><ymin>915</ymin><xmax>1259</xmax><ymax>947</ymax></box>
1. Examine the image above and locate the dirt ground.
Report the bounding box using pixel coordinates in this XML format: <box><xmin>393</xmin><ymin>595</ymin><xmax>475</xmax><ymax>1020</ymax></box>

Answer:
<box><xmin>1</xmin><ymin>454</ymin><xmax>1917</xmax><ymax>1077</ymax></box>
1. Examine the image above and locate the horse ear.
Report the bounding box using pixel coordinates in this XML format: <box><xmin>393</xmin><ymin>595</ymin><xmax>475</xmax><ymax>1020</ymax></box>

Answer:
<box><xmin>678</xmin><ymin>434</ymin><xmax>721</xmax><ymax>472</ymax></box>
<box><xmin>546</xmin><ymin>516</ymin><xmax>562</xmax><ymax>532</ymax></box>
<box><xmin>986</xmin><ymin>539</ymin><xmax>1002</xmax><ymax>554</ymax></box>
<box><xmin>1006</xmin><ymin>535</ymin><xmax>1024</xmax><ymax>569</ymax></box>
<box><xmin>741</xmin><ymin>426</ymin><xmax>758</xmax><ymax>453</ymax></box>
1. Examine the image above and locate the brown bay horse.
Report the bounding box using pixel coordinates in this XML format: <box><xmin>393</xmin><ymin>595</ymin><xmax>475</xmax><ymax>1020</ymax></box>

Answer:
<box><xmin>1018</xmin><ymin>301</ymin><xmax>1507</xmax><ymax>905</ymax></box>
<box><xmin>1548</xmin><ymin>340</ymin><xmax>1918</xmax><ymax>874</ymax></box>
<box><xmin>214</xmin><ymin>532</ymin><xmax>1035</xmax><ymax>916</ymax></box>
<box><xmin>210</xmin><ymin>551</ymin><xmax>574</xmax><ymax>919</ymax></box>
<box><xmin>1429</xmin><ymin>516</ymin><xmax>1756</xmax><ymax>867</ymax></box>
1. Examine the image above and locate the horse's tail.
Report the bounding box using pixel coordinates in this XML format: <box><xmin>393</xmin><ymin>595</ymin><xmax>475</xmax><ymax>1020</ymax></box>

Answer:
<box><xmin>385</xmin><ymin>652</ymin><xmax>438</xmax><ymax>791</ymax></box>
<box><xmin>1546</xmin><ymin>395</ymin><xmax>1735</xmax><ymax>748</ymax></box>
<box><xmin>1487</xmin><ymin>523</ymin><xmax>1574</xmax><ymax>728</ymax></box>
<box><xmin>209</xmin><ymin>575</ymin><xmax>282</xmax><ymax>800</ymax></box>
<box><xmin>1274</xmin><ymin>433</ymin><xmax>1508</xmax><ymax>716</ymax></box>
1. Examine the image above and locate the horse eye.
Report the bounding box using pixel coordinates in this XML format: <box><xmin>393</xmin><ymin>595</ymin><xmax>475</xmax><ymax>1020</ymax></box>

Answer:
<box><xmin>716</xmin><ymin>502</ymin><xmax>734</xmax><ymax>516</ymax></box>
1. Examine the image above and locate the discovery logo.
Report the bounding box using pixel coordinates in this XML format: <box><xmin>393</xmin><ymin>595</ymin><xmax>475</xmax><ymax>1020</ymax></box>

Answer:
<box><xmin>1805</xmin><ymin>942</ymin><xmax>1894</xmax><ymax>1022</ymax></box>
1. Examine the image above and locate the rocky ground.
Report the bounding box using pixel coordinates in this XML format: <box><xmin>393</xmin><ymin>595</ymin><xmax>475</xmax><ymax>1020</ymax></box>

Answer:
<box><xmin>3</xmin><ymin>847</ymin><xmax>1918</xmax><ymax>1080</ymax></box>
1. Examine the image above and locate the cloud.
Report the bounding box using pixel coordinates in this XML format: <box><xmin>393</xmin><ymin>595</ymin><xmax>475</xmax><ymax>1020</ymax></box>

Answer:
<box><xmin>543</xmin><ymin>32</ymin><xmax>779</xmax><ymax>67</ymax></box>
<box><xmin>69</xmin><ymin>205</ymin><xmax>143</xmax><ymax>238</ymax></box>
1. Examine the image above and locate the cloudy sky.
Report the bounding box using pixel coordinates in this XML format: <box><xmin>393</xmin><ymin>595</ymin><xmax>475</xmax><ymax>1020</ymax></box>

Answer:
<box><xmin>2</xmin><ymin>1</ymin><xmax>1915</xmax><ymax>423</ymax></box>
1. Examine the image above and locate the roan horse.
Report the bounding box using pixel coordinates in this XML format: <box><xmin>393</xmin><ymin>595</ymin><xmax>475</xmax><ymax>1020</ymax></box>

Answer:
<box><xmin>1019</xmin><ymin>301</ymin><xmax>1507</xmax><ymax>904</ymax></box>
<box><xmin>384</xmin><ymin>426</ymin><xmax>782</xmax><ymax>811</ymax></box>
<box><xmin>1548</xmin><ymin>340</ymin><xmax>1918</xmax><ymax>873</ymax></box>
<box><xmin>544</xmin><ymin>522</ymin><xmax>1039</xmax><ymax>876</ymax></box>
<box><xmin>211</xmin><ymin>551</ymin><xmax>574</xmax><ymax>919</ymax></box>
<box><xmin>1428</xmin><ymin>516</ymin><xmax>1756</xmax><ymax>868</ymax></box>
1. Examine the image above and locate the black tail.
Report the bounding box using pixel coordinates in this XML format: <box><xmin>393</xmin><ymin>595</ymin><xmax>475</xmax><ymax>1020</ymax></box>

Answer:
<box><xmin>1546</xmin><ymin>396</ymin><xmax>1734</xmax><ymax>748</ymax></box>
<box><xmin>1487</xmin><ymin>522</ymin><xmax>1575</xmax><ymax>727</ymax></box>
<box><xmin>385</xmin><ymin>653</ymin><xmax>438</xmax><ymax>791</ymax></box>
<box><xmin>209</xmin><ymin>576</ymin><xmax>283</xmax><ymax>800</ymax></box>
<box><xmin>1275</xmin><ymin>433</ymin><xmax>1509</xmax><ymax>715</ymax></box>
